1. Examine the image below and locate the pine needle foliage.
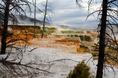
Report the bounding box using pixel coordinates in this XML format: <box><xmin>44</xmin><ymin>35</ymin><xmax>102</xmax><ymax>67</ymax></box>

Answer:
<box><xmin>67</xmin><ymin>61</ymin><xmax>93</xmax><ymax>78</ymax></box>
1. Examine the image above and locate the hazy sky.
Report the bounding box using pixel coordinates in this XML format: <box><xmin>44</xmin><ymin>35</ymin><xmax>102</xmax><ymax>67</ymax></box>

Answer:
<box><xmin>28</xmin><ymin>0</ymin><xmax>101</xmax><ymax>28</ymax></box>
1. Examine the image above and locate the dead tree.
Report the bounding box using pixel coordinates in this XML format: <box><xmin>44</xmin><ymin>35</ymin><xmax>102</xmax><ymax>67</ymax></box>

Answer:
<box><xmin>0</xmin><ymin>0</ymin><xmax>31</xmax><ymax>54</ymax></box>
<box><xmin>41</xmin><ymin>0</ymin><xmax>48</xmax><ymax>38</ymax></box>
<box><xmin>76</xmin><ymin>0</ymin><xmax>118</xmax><ymax>78</ymax></box>
<box><xmin>96</xmin><ymin>0</ymin><xmax>108</xmax><ymax>78</ymax></box>
<box><xmin>1</xmin><ymin>0</ymin><xmax>11</xmax><ymax>54</ymax></box>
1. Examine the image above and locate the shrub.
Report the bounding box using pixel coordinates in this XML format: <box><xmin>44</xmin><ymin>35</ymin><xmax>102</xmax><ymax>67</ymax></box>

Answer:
<box><xmin>79</xmin><ymin>35</ymin><xmax>92</xmax><ymax>41</ymax></box>
<box><xmin>74</xmin><ymin>34</ymin><xmax>79</xmax><ymax>37</ymax></box>
<box><xmin>84</xmin><ymin>35</ymin><xmax>92</xmax><ymax>41</ymax></box>
<box><xmin>67</xmin><ymin>61</ymin><xmax>93</xmax><ymax>78</ymax></box>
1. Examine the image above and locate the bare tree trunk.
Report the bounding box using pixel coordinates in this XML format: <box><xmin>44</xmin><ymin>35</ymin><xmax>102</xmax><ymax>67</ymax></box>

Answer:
<box><xmin>34</xmin><ymin>0</ymin><xmax>36</xmax><ymax>26</ymax></box>
<box><xmin>0</xmin><ymin>0</ymin><xmax>10</xmax><ymax>54</ymax></box>
<box><xmin>33</xmin><ymin>0</ymin><xmax>36</xmax><ymax>37</ymax></box>
<box><xmin>96</xmin><ymin>0</ymin><xmax>108</xmax><ymax>78</ymax></box>
<box><xmin>41</xmin><ymin>0</ymin><xmax>48</xmax><ymax>38</ymax></box>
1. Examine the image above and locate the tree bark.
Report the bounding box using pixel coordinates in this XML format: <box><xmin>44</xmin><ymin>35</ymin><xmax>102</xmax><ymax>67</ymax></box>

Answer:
<box><xmin>0</xmin><ymin>0</ymin><xmax>10</xmax><ymax>54</ymax></box>
<box><xmin>96</xmin><ymin>0</ymin><xmax>108</xmax><ymax>78</ymax></box>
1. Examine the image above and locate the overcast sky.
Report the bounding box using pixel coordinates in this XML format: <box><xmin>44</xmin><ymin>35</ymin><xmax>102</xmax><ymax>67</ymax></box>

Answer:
<box><xmin>28</xmin><ymin>0</ymin><xmax>101</xmax><ymax>29</ymax></box>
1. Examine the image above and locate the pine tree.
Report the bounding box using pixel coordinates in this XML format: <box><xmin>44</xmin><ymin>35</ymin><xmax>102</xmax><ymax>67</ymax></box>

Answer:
<box><xmin>67</xmin><ymin>61</ymin><xmax>92</xmax><ymax>78</ymax></box>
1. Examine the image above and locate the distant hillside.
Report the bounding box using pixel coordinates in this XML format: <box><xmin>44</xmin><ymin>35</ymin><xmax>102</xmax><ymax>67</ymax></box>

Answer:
<box><xmin>9</xmin><ymin>15</ymin><xmax>50</xmax><ymax>26</ymax></box>
<box><xmin>57</xmin><ymin>25</ymin><xmax>97</xmax><ymax>31</ymax></box>
<box><xmin>0</xmin><ymin>12</ymin><xmax>49</xmax><ymax>25</ymax></box>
